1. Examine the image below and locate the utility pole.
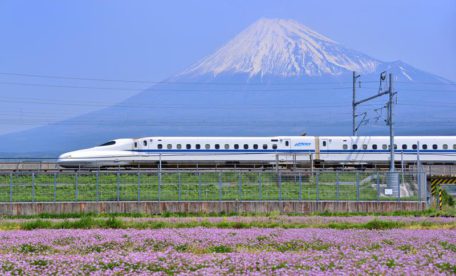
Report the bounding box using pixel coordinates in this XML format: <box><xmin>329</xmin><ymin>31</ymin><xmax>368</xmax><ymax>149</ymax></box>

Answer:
<box><xmin>352</xmin><ymin>71</ymin><xmax>361</xmax><ymax>136</ymax></box>
<box><xmin>387</xmin><ymin>73</ymin><xmax>395</xmax><ymax>172</ymax></box>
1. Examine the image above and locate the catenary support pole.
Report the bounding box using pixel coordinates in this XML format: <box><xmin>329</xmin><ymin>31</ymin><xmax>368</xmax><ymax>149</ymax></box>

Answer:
<box><xmin>352</xmin><ymin>71</ymin><xmax>360</xmax><ymax>136</ymax></box>
<box><xmin>388</xmin><ymin>73</ymin><xmax>395</xmax><ymax>172</ymax></box>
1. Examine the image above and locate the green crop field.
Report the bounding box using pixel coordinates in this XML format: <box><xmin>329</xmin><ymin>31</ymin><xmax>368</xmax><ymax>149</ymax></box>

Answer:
<box><xmin>0</xmin><ymin>171</ymin><xmax>420</xmax><ymax>202</ymax></box>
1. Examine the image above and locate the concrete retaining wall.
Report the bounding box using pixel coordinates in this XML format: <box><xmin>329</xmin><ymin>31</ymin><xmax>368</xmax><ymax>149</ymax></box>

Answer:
<box><xmin>0</xmin><ymin>201</ymin><xmax>426</xmax><ymax>216</ymax></box>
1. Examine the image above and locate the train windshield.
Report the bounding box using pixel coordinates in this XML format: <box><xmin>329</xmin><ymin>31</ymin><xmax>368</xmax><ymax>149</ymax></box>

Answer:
<box><xmin>98</xmin><ymin>141</ymin><xmax>116</xmax><ymax>147</ymax></box>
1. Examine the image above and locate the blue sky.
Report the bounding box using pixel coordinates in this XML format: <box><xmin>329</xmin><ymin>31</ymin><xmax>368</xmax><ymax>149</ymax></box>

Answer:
<box><xmin>0</xmin><ymin>0</ymin><xmax>455</xmax><ymax>134</ymax></box>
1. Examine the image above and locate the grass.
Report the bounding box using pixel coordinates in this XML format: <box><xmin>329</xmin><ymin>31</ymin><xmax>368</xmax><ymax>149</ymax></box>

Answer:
<box><xmin>0</xmin><ymin>171</ymin><xmax>421</xmax><ymax>202</ymax></box>
<box><xmin>0</xmin><ymin>214</ymin><xmax>454</xmax><ymax>230</ymax></box>
<box><xmin>1</xmin><ymin>207</ymin><xmax>454</xmax><ymax>220</ymax></box>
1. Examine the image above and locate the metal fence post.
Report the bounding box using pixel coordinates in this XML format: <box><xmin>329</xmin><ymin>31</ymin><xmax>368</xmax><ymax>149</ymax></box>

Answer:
<box><xmin>53</xmin><ymin>172</ymin><xmax>57</xmax><ymax>203</ymax></box>
<box><xmin>258</xmin><ymin>172</ymin><xmax>262</xmax><ymax>200</ymax></box>
<box><xmin>198</xmin><ymin>172</ymin><xmax>202</xmax><ymax>201</ymax></box>
<box><xmin>417</xmin><ymin>171</ymin><xmax>421</xmax><ymax>202</ymax></box>
<box><xmin>96</xmin><ymin>170</ymin><xmax>100</xmax><ymax>202</ymax></box>
<box><xmin>116</xmin><ymin>171</ymin><xmax>120</xmax><ymax>201</ymax></box>
<box><xmin>178</xmin><ymin>171</ymin><xmax>182</xmax><ymax>202</ymax></box>
<box><xmin>316</xmin><ymin>172</ymin><xmax>319</xmax><ymax>201</ymax></box>
<box><xmin>376</xmin><ymin>172</ymin><xmax>380</xmax><ymax>201</ymax></box>
<box><xmin>397</xmin><ymin>172</ymin><xmax>401</xmax><ymax>202</ymax></box>
<box><xmin>158</xmin><ymin>168</ymin><xmax>161</xmax><ymax>202</ymax></box>
<box><xmin>336</xmin><ymin>171</ymin><xmax>340</xmax><ymax>201</ymax></box>
<box><xmin>278</xmin><ymin>171</ymin><xmax>282</xmax><ymax>201</ymax></box>
<box><xmin>298</xmin><ymin>172</ymin><xmax>302</xmax><ymax>201</ymax></box>
<box><xmin>238</xmin><ymin>172</ymin><xmax>242</xmax><ymax>200</ymax></box>
<box><xmin>75</xmin><ymin>172</ymin><xmax>79</xmax><ymax>202</ymax></box>
<box><xmin>9</xmin><ymin>172</ymin><xmax>13</xmax><ymax>203</ymax></box>
<box><xmin>218</xmin><ymin>172</ymin><xmax>222</xmax><ymax>201</ymax></box>
<box><xmin>137</xmin><ymin>171</ymin><xmax>141</xmax><ymax>202</ymax></box>
<box><xmin>32</xmin><ymin>172</ymin><xmax>35</xmax><ymax>203</ymax></box>
<box><xmin>356</xmin><ymin>172</ymin><xmax>360</xmax><ymax>201</ymax></box>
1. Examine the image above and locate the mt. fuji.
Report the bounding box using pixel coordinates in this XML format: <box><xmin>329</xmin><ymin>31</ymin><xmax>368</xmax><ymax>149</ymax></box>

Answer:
<box><xmin>0</xmin><ymin>18</ymin><xmax>454</xmax><ymax>156</ymax></box>
<box><xmin>178</xmin><ymin>18</ymin><xmax>380</xmax><ymax>79</ymax></box>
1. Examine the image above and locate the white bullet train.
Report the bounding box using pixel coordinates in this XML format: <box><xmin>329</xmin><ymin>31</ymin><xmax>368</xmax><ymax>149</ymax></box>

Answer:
<box><xmin>57</xmin><ymin>136</ymin><xmax>456</xmax><ymax>168</ymax></box>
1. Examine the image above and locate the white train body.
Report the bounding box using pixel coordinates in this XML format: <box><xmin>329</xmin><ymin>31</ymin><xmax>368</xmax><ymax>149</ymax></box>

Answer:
<box><xmin>57</xmin><ymin>136</ymin><xmax>456</xmax><ymax>167</ymax></box>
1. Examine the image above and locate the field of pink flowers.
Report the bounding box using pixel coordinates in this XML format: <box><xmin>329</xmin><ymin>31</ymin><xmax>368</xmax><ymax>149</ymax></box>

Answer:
<box><xmin>0</xmin><ymin>228</ymin><xmax>455</xmax><ymax>275</ymax></box>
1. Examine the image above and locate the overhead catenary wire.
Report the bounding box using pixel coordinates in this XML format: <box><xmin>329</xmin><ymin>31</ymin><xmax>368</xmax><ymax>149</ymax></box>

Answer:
<box><xmin>0</xmin><ymin>71</ymin><xmax>455</xmax><ymax>86</ymax></box>
<box><xmin>0</xmin><ymin>81</ymin><xmax>455</xmax><ymax>95</ymax></box>
<box><xmin>0</xmin><ymin>71</ymin><xmax>377</xmax><ymax>85</ymax></box>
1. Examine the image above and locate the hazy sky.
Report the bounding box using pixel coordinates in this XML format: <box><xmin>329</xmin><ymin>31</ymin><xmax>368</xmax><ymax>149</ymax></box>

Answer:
<box><xmin>0</xmin><ymin>0</ymin><xmax>455</xmax><ymax>134</ymax></box>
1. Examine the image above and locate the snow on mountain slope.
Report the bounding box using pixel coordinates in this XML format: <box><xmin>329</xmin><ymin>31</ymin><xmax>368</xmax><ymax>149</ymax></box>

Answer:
<box><xmin>178</xmin><ymin>18</ymin><xmax>381</xmax><ymax>79</ymax></box>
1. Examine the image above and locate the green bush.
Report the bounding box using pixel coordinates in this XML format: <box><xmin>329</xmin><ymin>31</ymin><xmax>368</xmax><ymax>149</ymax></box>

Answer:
<box><xmin>364</xmin><ymin>219</ymin><xmax>403</xmax><ymax>230</ymax></box>
<box><xmin>104</xmin><ymin>217</ymin><xmax>124</xmax><ymax>229</ymax></box>
<box><xmin>22</xmin><ymin>220</ymin><xmax>52</xmax><ymax>230</ymax></box>
<box><xmin>441</xmin><ymin>189</ymin><xmax>455</xmax><ymax>207</ymax></box>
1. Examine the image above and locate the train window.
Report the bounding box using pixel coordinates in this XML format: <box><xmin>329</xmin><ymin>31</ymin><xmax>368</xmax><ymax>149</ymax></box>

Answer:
<box><xmin>285</xmin><ymin>141</ymin><xmax>289</xmax><ymax>146</ymax></box>
<box><xmin>195</xmin><ymin>144</ymin><xmax>201</xmax><ymax>149</ymax></box>
<box><xmin>167</xmin><ymin>144</ymin><xmax>172</xmax><ymax>150</ymax></box>
<box><xmin>322</xmin><ymin>141</ymin><xmax>327</xmax><ymax>147</ymax></box>
<box><xmin>177</xmin><ymin>144</ymin><xmax>182</xmax><ymax>149</ymax></box>
<box><xmin>453</xmin><ymin>144</ymin><xmax>456</xmax><ymax>150</ymax></box>
<box><xmin>224</xmin><ymin>144</ymin><xmax>230</xmax><ymax>149</ymax></box>
<box><xmin>253</xmin><ymin>144</ymin><xmax>258</xmax><ymax>149</ymax></box>
<box><xmin>343</xmin><ymin>144</ymin><xmax>348</xmax><ymax>150</ymax></box>
<box><xmin>205</xmin><ymin>144</ymin><xmax>210</xmax><ymax>149</ymax></box>
<box><xmin>157</xmin><ymin>144</ymin><xmax>163</xmax><ymax>149</ymax></box>
<box><xmin>412</xmin><ymin>144</ymin><xmax>417</xmax><ymax>150</ymax></box>
<box><xmin>134</xmin><ymin>142</ymin><xmax>137</xmax><ymax>148</ymax></box>
<box><xmin>244</xmin><ymin>144</ymin><xmax>249</xmax><ymax>149</ymax></box>
<box><xmin>99</xmin><ymin>141</ymin><xmax>116</xmax><ymax>147</ymax></box>
<box><xmin>352</xmin><ymin>144</ymin><xmax>358</xmax><ymax>150</ymax></box>
<box><xmin>271</xmin><ymin>139</ymin><xmax>278</xmax><ymax>142</ymax></box>
<box><xmin>263</xmin><ymin>144</ymin><xmax>268</xmax><ymax>149</ymax></box>
<box><xmin>215</xmin><ymin>144</ymin><xmax>220</xmax><ymax>149</ymax></box>
<box><xmin>432</xmin><ymin>144</ymin><xmax>438</xmax><ymax>150</ymax></box>
<box><xmin>443</xmin><ymin>144</ymin><xmax>448</xmax><ymax>150</ymax></box>
<box><xmin>272</xmin><ymin>144</ymin><xmax>278</xmax><ymax>150</ymax></box>
<box><xmin>186</xmin><ymin>144</ymin><xmax>191</xmax><ymax>149</ymax></box>
<box><xmin>362</xmin><ymin>144</ymin><xmax>368</xmax><ymax>150</ymax></box>
<box><xmin>234</xmin><ymin>144</ymin><xmax>239</xmax><ymax>149</ymax></box>
<box><xmin>394</xmin><ymin>144</ymin><xmax>397</xmax><ymax>150</ymax></box>
<box><xmin>143</xmin><ymin>140</ymin><xmax>147</xmax><ymax>147</ymax></box>
<box><xmin>402</xmin><ymin>144</ymin><xmax>407</xmax><ymax>150</ymax></box>
<box><xmin>422</xmin><ymin>144</ymin><xmax>428</xmax><ymax>150</ymax></box>
<box><xmin>372</xmin><ymin>144</ymin><xmax>377</xmax><ymax>150</ymax></box>
<box><xmin>382</xmin><ymin>144</ymin><xmax>387</xmax><ymax>150</ymax></box>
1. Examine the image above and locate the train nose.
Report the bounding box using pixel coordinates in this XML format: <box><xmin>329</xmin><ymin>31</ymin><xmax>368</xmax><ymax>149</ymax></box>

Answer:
<box><xmin>57</xmin><ymin>151</ymin><xmax>86</xmax><ymax>168</ymax></box>
<box><xmin>58</xmin><ymin>152</ymin><xmax>73</xmax><ymax>161</ymax></box>
<box><xmin>57</xmin><ymin>151</ymin><xmax>83</xmax><ymax>164</ymax></box>
<box><xmin>57</xmin><ymin>152</ymin><xmax>73</xmax><ymax>165</ymax></box>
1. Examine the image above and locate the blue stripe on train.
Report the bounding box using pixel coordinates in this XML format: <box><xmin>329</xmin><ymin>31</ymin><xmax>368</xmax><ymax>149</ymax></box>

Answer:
<box><xmin>130</xmin><ymin>149</ymin><xmax>456</xmax><ymax>154</ymax></box>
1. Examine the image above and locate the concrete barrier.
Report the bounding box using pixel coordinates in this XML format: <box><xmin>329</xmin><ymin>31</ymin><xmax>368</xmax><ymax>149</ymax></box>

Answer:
<box><xmin>0</xmin><ymin>201</ymin><xmax>426</xmax><ymax>216</ymax></box>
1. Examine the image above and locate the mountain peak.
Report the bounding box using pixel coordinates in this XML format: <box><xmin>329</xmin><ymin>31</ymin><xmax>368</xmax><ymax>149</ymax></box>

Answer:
<box><xmin>177</xmin><ymin>18</ymin><xmax>380</xmax><ymax>79</ymax></box>
<box><xmin>250</xmin><ymin>18</ymin><xmax>336</xmax><ymax>44</ymax></box>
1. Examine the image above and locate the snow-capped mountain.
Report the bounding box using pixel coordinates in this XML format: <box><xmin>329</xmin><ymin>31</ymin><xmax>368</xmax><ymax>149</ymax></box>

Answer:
<box><xmin>0</xmin><ymin>18</ymin><xmax>454</xmax><ymax>156</ymax></box>
<box><xmin>178</xmin><ymin>18</ymin><xmax>380</xmax><ymax>79</ymax></box>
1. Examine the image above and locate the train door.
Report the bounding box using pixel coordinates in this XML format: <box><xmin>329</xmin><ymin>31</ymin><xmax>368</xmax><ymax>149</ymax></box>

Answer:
<box><xmin>321</xmin><ymin>138</ymin><xmax>330</xmax><ymax>161</ymax></box>
<box><xmin>278</xmin><ymin>138</ymin><xmax>292</xmax><ymax>161</ymax></box>
<box><xmin>282</xmin><ymin>138</ymin><xmax>291</xmax><ymax>149</ymax></box>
